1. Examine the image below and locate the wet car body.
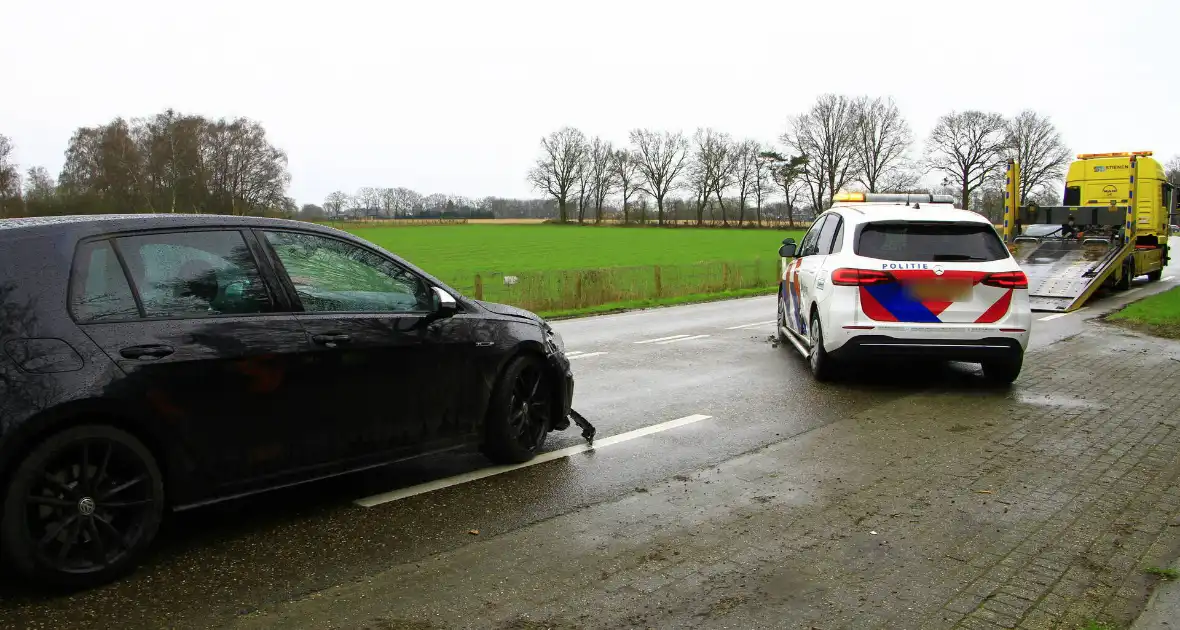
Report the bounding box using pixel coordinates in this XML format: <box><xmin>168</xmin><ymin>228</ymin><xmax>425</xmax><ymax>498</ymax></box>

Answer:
<box><xmin>0</xmin><ymin>214</ymin><xmax>578</xmax><ymax>586</ymax></box>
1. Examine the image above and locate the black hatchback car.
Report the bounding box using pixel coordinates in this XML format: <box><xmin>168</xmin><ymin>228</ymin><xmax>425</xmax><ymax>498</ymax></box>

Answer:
<box><xmin>0</xmin><ymin>214</ymin><xmax>585</xmax><ymax>588</ymax></box>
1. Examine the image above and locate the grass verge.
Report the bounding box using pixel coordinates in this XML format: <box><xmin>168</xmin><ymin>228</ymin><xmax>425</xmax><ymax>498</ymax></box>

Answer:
<box><xmin>1145</xmin><ymin>566</ymin><xmax>1180</xmax><ymax>580</ymax></box>
<box><xmin>1106</xmin><ymin>287</ymin><xmax>1180</xmax><ymax>339</ymax></box>
<box><xmin>336</xmin><ymin>223</ymin><xmax>799</xmax><ymax>318</ymax></box>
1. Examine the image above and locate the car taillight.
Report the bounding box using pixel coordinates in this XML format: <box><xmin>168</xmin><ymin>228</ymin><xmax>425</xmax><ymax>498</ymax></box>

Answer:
<box><xmin>831</xmin><ymin>268</ymin><xmax>894</xmax><ymax>286</ymax></box>
<box><xmin>982</xmin><ymin>271</ymin><xmax>1028</xmax><ymax>289</ymax></box>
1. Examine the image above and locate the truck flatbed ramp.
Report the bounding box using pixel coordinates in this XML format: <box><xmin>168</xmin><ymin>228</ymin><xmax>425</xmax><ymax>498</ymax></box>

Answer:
<box><xmin>1009</xmin><ymin>238</ymin><xmax>1128</xmax><ymax>312</ymax></box>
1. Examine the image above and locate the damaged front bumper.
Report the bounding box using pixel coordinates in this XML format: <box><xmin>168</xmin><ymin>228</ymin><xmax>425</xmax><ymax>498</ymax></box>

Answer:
<box><xmin>546</xmin><ymin>349</ymin><xmax>596</xmax><ymax>445</ymax></box>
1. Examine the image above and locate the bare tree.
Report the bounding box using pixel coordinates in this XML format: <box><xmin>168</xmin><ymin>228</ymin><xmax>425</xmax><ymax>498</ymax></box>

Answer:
<box><xmin>527</xmin><ymin>127</ymin><xmax>587</xmax><ymax>223</ymax></box>
<box><xmin>732</xmin><ymin>140</ymin><xmax>760</xmax><ymax>225</ymax></box>
<box><xmin>760</xmin><ymin>151</ymin><xmax>809</xmax><ymax>227</ymax></box>
<box><xmin>586</xmin><ymin>137</ymin><xmax>616</xmax><ymax>224</ymax></box>
<box><xmin>24</xmin><ymin>166</ymin><xmax>55</xmax><ymax>201</ymax></box>
<box><xmin>1168</xmin><ymin>156</ymin><xmax>1180</xmax><ymax>188</ymax></box>
<box><xmin>355</xmin><ymin>187</ymin><xmax>381</xmax><ymax>216</ymax></box>
<box><xmin>392</xmin><ymin>187</ymin><xmax>421</xmax><ymax>217</ymax></box>
<box><xmin>783</xmin><ymin>94</ymin><xmax>860</xmax><ymax>211</ymax></box>
<box><xmin>925</xmin><ymin>110</ymin><xmax>1008</xmax><ymax>210</ymax></box>
<box><xmin>689</xmin><ymin>129</ymin><xmax>733</xmax><ymax>225</ymax></box>
<box><xmin>853</xmin><ymin>96</ymin><xmax>914</xmax><ymax>193</ymax></box>
<box><xmin>1003</xmin><ymin>110</ymin><xmax>1071</xmax><ymax>204</ymax></box>
<box><xmin>752</xmin><ymin>144</ymin><xmax>776</xmax><ymax>226</ymax></box>
<box><xmin>629</xmin><ymin>129</ymin><xmax>690</xmax><ymax>225</ymax></box>
<box><xmin>612</xmin><ymin>150</ymin><xmax>640</xmax><ymax>224</ymax></box>
<box><xmin>324</xmin><ymin>191</ymin><xmax>350</xmax><ymax>217</ymax></box>
<box><xmin>202</xmin><ymin>117</ymin><xmax>291</xmax><ymax>216</ymax></box>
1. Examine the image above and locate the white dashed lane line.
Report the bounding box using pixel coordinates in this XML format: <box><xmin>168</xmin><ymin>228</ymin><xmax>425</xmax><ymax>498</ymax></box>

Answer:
<box><xmin>354</xmin><ymin>414</ymin><xmax>714</xmax><ymax>507</ymax></box>
<box><xmin>1038</xmin><ymin>307</ymin><xmax>1088</xmax><ymax>322</ymax></box>
<box><xmin>634</xmin><ymin>334</ymin><xmax>692</xmax><ymax>345</ymax></box>
<box><xmin>567</xmin><ymin>351</ymin><xmax>607</xmax><ymax>360</ymax></box>
<box><xmin>725</xmin><ymin>320</ymin><xmax>777</xmax><ymax>330</ymax></box>
<box><xmin>654</xmin><ymin>334</ymin><xmax>711</xmax><ymax>345</ymax></box>
<box><xmin>1164</xmin><ymin>276</ymin><xmax>1176</xmax><ymax>282</ymax></box>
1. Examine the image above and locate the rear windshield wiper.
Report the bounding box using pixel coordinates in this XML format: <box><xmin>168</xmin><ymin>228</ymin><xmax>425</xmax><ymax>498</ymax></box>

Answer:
<box><xmin>931</xmin><ymin>254</ymin><xmax>986</xmax><ymax>261</ymax></box>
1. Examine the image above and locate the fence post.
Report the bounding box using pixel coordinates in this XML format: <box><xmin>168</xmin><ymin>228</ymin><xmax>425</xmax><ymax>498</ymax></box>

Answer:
<box><xmin>474</xmin><ymin>274</ymin><xmax>484</xmax><ymax>300</ymax></box>
<box><xmin>654</xmin><ymin>265</ymin><xmax>663</xmax><ymax>298</ymax></box>
<box><xmin>722</xmin><ymin>263</ymin><xmax>730</xmax><ymax>289</ymax></box>
<box><xmin>575</xmin><ymin>274</ymin><xmax>584</xmax><ymax>307</ymax></box>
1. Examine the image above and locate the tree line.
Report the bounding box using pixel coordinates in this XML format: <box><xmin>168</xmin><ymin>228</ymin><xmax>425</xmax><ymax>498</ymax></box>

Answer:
<box><xmin>0</xmin><ymin>110</ymin><xmax>293</xmax><ymax>219</ymax></box>
<box><xmin>528</xmin><ymin>94</ymin><xmax>1180</xmax><ymax>226</ymax></box>
<box><xmin>3</xmin><ymin>100</ymin><xmax>1179</xmax><ymax>223</ymax></box>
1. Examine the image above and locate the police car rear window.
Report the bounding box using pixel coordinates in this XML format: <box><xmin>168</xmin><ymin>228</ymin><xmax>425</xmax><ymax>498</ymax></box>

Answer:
<box><xmin>856</xmin><ymin>222</ymin><xmax>1009</xmax><ymax>262</ymax></box>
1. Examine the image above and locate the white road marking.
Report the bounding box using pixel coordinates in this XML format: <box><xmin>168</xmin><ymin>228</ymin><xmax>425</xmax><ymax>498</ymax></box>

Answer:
<box><xmin>655</xmin><ymin>334</ymin><xmax>711</xmax><ymax>345</ymax></box>
<box><xmin>634</xmin><ymin>334</ymin><xmax>691</xmax><ymax>344</ymax></box>
<box><xmin>1164</xmin><ymin>276</ymin><xmax>1175</xmax><ymax>282</ymax></box>
<box><xmin>725</xmin><ymin>320</ymin><xmax>777</xmax><ymax>330</ymax></box>
<box><xmin>567</xmin><ymin>351</ymin><xmax>606</xmax><ymax>360</ymax></box>
<box><xmin>1038</xmin><ymin>306</ymin><xmax>1089</xmax><ymax>322</ymax></box>
<box><xmin>354</xmin><ymin>414</ymin><xmax>713</xmax><ymax>507</ymax></box>
<box><xmin>1122</xmin><ymin>288</ymin><xmax>1143</xmax><ymax>298</ymax></box>
<box><xmin>566</xmin><ymin>351</ymin><xmax>584</xmax><ymax>356</ymax></box>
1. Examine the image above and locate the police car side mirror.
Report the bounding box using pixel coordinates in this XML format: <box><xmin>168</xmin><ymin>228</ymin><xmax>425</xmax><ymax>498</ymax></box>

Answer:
<box><xmin>778</xmin><ymin>243</ymin><xmax>797</xmax><ymax>258</ymax></box>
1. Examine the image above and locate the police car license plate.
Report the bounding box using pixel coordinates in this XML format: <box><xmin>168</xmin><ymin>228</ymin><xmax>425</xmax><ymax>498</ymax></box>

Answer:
<box><xmin>908</xmin><ymin>279</ymin><xmax>971</xmax><ymax>301</ymax></box>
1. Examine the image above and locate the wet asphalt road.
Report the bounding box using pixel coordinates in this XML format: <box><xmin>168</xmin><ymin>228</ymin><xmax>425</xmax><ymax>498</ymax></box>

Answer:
<box><xmin>1</xmin><ymin>266</ymin><xmax>1177</xmax><ymax>629</ymax></box>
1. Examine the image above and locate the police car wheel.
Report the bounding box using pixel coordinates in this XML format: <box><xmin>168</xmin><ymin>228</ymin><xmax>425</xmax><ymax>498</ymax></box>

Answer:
<box><xmin>776</xmin><ymin>292</ymin><xmax>788</xmax><ymax>343</ymax></box>
<box><xmin>808</xmin><ymin>314</ymin><xmax>835</xmax><ymax>382</ymax></box>
<box><xmin>981</xmin><ymin>352</ymin><xmax>1023</xmax><ymax>386</ymax></box>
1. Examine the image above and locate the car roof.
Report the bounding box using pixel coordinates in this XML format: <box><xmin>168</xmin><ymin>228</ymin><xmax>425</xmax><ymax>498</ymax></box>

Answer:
<box><xmin>825</xmin><ymin>202</ymin><xmax>991</xmax><ymax>225</ymax></box>
<box><xmin>0</xmin><ymin>214</ymin><xmax>334</xmax><ymax>241</ymax></box>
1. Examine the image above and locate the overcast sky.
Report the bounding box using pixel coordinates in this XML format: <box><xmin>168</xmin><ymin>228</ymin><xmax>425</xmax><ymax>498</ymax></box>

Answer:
<box><xmin>3</xmin><ymin>0</ymin><xmax>1176</xmax><ymax>205</ymax></box>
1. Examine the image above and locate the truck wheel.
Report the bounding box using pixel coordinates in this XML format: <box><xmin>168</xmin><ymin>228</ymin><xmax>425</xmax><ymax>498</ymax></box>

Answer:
<box><xmin>1116</xmin><ymin>259</ymin><xmax>1134</xmax><ymax>290</ymax></box>
<box><xmin>981</xmin><ymin>352</ymin><xmax>1023</xmax><ymax>386</ymax></box>
<box><xmin>0</xmin><ymin>425</ymin><xmax>166</xmax><ymax>589</ymax></box>
<box><xmin>481</xmin><ymin>355</ymin><xmax>551</xmax><ymax>465</ymax></box>
<box><xmin>1147</xmin><ymin>269</ymin><xmax>1163</xmax><ymax>282</ymax></box>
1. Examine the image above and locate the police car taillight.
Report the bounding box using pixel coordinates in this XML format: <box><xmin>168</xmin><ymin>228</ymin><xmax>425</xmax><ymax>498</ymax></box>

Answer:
<box><xmin>831</xmin><ymin>268</ymin><xmax>894</xmax><ymax>286</ymax></box>
<box><xmin>981</xmin><ymin>271</ymin><xmax>1028</xmax><ymax>289</ymax></box>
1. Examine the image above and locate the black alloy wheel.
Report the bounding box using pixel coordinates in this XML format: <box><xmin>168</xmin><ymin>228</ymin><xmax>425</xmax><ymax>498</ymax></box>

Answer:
<box><xmin>2</xmin><ymin>425</ymin><xmax>165</xmax><ymax>588</ymax></box>
<box><xmin>507</xmin><ymin>362</ymin><xmax>551</xmax><ymax>452</ymax></box>
<box><xmin>483</xmin><ymin>356</ymin><xmax>553</xmax><ymax>464</ymax></box>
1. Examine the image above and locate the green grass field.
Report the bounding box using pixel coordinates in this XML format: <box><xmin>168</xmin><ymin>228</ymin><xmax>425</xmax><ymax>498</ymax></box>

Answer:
<box><xmin>1107</xmin><ymin>287</ymin><xmax>1180</xmax><ymax>338</ymax></box>
<box><xmin>338</xmin><ymin>224</ymin><xmax>805</xmax><ymax>317</ymax></box>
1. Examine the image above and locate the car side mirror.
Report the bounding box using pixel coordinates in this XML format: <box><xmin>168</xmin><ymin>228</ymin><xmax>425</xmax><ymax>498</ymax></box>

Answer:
<box><xmin>778</xmin><ymin>242</ymin><xmax>797</xmax><ymax>258</ymax></box>
<box><xmin>431</xmin><ymin>286</ymin><xmax>458</xmax><ymax>317</ymax></box>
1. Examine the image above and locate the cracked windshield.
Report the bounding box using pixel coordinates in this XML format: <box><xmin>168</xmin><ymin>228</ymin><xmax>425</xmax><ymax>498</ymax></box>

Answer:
<box><xmin>1</xmin><ymin>1</ymin><xmax>1179</xmax><ymax>628</ymax></box>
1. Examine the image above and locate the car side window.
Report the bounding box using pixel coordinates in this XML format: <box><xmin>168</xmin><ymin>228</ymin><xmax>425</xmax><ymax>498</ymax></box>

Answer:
<box><xmin>116</xmin><ymin>230</ymin><xmax>273</xmax><ymax>318</ymax></box>
<box><xmin>815</xmin><ymin>214</ymin><xmax>842</xmax><ymax>255</ymax></box>
<box><xmin>71</xmin><ymin>240</ymin><xmax>141</xmax><ymax>322</ymax></box>
<box><xmin>799</xmin><ymin>215</ymin><xmax>828</xmax><ymax>256</ymax></box>
<box><xmin>830</xmin><ymin>218</ymin><xmax>845</xmax><ymax>254</ymax></box>
<box><xmin>262</xmin><ymin>231</ymin><xmax>432</xmax><ymax>314</ymax></box>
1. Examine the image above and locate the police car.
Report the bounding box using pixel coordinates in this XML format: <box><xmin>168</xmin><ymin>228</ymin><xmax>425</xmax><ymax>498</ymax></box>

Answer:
<box><xmin>777</xmin><ymin>192</ymin><xmax>1032</xmax><ymax>383</ymax></box>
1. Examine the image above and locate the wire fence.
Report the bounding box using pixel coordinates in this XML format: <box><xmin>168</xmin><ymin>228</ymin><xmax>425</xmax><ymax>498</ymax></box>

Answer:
<box><xmin>448</xmin><ymin>259</ymin><xmax>778</xmax><ymax>313</ymax></box>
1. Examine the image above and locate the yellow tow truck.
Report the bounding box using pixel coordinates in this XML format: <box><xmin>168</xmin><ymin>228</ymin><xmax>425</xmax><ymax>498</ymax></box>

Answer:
<box><xmin>1001</xmin><ymin>151</ymin><xmax>1177</xmax><ymax>312</ymax></box>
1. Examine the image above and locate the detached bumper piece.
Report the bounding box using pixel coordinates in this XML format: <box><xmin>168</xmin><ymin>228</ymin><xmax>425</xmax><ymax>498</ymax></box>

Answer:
<box><xmin>569</xmin><ymin>409</ymin><xmax>596</xmax><ymax>445</ymax></box>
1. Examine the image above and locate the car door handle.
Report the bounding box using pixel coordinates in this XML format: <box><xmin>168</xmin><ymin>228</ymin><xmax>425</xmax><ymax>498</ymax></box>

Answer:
<box><xmin>119</xmin><ymin>344</ymin><xmax>174</xmax><ymax>360</ymax></box>
<box><xmin>311</xmin><ymin>333</ymin><xmax>351</xmax><ymax>346</ymax></box>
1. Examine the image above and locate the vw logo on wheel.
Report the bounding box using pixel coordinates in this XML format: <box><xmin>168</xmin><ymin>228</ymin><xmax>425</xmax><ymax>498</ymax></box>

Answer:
<box><xmin>77</xmin><ymin>497</ymin><xmax>96</xmax><ymax>516</ymax></box>
<box><xmin>933</xmin><ymin>265</ymin><xmax>945</xmax><ymax>276</ymax></box>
